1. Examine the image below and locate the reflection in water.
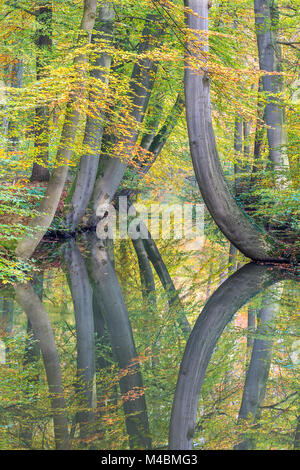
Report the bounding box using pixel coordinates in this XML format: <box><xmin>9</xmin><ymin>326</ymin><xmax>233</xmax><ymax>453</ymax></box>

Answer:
<box><xmin>235</xmin><ymin>292</ymin><xmax>280</xmax><ymax>450</ymax></box>
<box><xmin>169</xmin><ymin>263</ymin><xmax>299</xmax><ymax>450</ymax></box>
<box><xmin>86</xmin><ymin>234</ymin><xmax>152</xmax><ymax>449</ymax></box>
<box><xmin>0</xmin><ymin>243</ymin><xmax>299</xmax><ymax>450</ymax></box>
<box><xmin>14</xmin><ymin>283</ymin><xmax>70</xmax><ymax>450</ymax></box>
<box><xmin>64</xmin><ymin>241</ymin><xmax>96</xmax><ymax>441</ymax></box>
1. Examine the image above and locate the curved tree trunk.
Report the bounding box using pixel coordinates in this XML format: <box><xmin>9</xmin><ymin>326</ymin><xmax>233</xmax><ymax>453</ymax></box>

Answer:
<box><xmin>15</xmin><ymin>0</ymin><xmax>98</xmax><ymax>260</ymax></box>
<box><xmin>117</xmin><ymin>92</ymin><xmax>184</xmax><ymax>202</ymax></box>
<box><xmin>183</xmin><ymin>0</ymin><xmax>288</xmax><ymax>261</ymax></box>
<box><xmin>91</xmin><ymin>14</ymin><xmax>164</xmax><ymax>221</ymax></box>
<box><xmin>168</xmin><ymin>262</ymin><xmax>291</xmax><ymax>450</ymax></box>
<box><xmin>66</xmin><ymin>3</ymin><xmax>115</xmax><ymax>230</ymax></box>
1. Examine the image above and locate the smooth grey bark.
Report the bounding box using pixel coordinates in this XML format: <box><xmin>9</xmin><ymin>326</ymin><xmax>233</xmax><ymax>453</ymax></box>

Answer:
<box><xmin>66</xmin><ymin>3</ymin><xmax>115</xmax><ymax>230</ymax></box>
<box><xmin>15</xmin><ymin>0</ymin><xmax>98</xmax><ymax>261</ymax></box>
<box><xmin>14</xmin><ymin>283</ymin><xmax>70</xmax><ymax>450</ymax></box>
<box><xmin>183</xmin><ymin>0</ymin><xmax>287</xmax><ymax>261</ymax></box>
<box><xmin>92</xmin><ymin>14</ymin><xmax>164</xmax><ymax>221</ymax></box>
<box><xmin>64</xmin><ymin>240</ymin><xmax>96</xmax><ymax>440</ymax></box>
<box><xmin>168</xmin><ymin>262</ymin><xmax>291</xmax><ymax>450</ymax></box>
<box><xmin>253</xmin><ymin>79</ymin><xmax>265</xmax><ymax>171</ymax></box>
<box><xmin>254</xmin><ymin>0</ymin><xmax>287</xmax><ymax>167</ymax></box>
<box><xmin>235</xmin><ymin>293</ymin><xmax>279</xmax><ymax>450</ymax></box>
<box><xmin>86</xmin><ymin>234</ymin><xmax>152</xmax><ymax>449</ymax></box>
<box><xmin>31</xmin><ymin>1</ymin><xmax>52</xmax><ymax>182</ymax></box>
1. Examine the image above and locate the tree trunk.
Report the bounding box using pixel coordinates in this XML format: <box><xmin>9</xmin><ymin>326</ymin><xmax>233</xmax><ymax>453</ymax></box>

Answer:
<box><xmin>117</xmin><ymin>92</ymin><xmax>184</xmax><ymax>201</ymax></box>
<box><xmin>252</xmin><ymin>79</ymin><xmax>265</xmax><ymax>180</ymax></box>
<box><xmin>15</xmin><ymin>0</ymin><xmax>98</xmax><ymax>260</ymax></box>
<box><xmin>31</xmin><ymin>1</ymin><xmax>52</xmax><ymax>182</ymax></box>
<box><xmin>183</xmin><ymin>0</ymin><xmax>288</xmax><ymax>261</ymax></box>
<box><xmin>91</xmin><ymin>14</ymin><xmax>164</xmax><ymax>222</ymax></box>
<box><xmin>66</xmin><ymin>3</ymin><xmax>115</xmax><ymax>229</ymax></box>
<box><xmin>254</xmin><ymin>0</ymin><xmax>287</xmax><ymax>167</ymax></box>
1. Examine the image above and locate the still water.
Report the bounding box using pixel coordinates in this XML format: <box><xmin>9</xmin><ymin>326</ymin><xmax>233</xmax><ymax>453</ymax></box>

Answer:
<box><xmin>0</xmin><ymin>237</ymin><xmax>299</xmax><ymax>450</ymax></box>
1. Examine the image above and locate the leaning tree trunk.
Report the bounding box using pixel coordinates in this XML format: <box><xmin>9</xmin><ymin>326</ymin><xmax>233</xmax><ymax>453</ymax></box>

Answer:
<box><xmin>15</xmin><ymin>0</ymin><xmax>98</xmax><ymax>260</ymax></box>
<box><xmin>91</xmin><ymin>14</ymin><xmax>164</xmax><ymax>222</ymax></box>
<box><xmin>117</xmin><ymin>91</ymin><xmax>184</xmax><ymax>202</ymax></box>
<box><xmin>66</xmin><ymin>3</ymin><xmax>115</xmax><ymax>230</ymax></box>
<box><xmin>183</xmin><ymin>0</ymin><xmax>289</xmax><ymax>261</ymax></box>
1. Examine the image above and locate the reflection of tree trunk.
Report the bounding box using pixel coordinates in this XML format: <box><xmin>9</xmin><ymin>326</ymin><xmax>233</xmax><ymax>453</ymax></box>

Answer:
<box><xmin>92</xmin><ymin>291</ymin><xmax>111</xmax><ymax>371</ymax></box>
<box><xmin>19</xmin><ymin>274</ymin><xmax>42</xmax><ymax>448</ymax></box>
<box><xmin>247</xmin><ymin>307</ymin><xmax>256</xmax><ymax>350</ymax></box>
<box><xmin>169</xmin><ymin>263</ymin><xmax>288</xmax><ymax>450</ymax></box>
<box><xmin>14</xmin><ymin>283</ymin><xmax>69</xmax><ymax>450</ymax></box>
<box><xmin>64</xmin><ymin>241</ymin><xmax>96</xmax><ymax>441</ymax></box>
<box><xmin>86</xmin><ymin>234</ymin><xmax>151</xmax><ymax>449</ymax></box>
<box><xmin>140</xmin><ymin>231</ymin><xmax>190</xmax><ymax>335</ymax></box>
<box><xmin>132</xmin><ymin>237</ymin><xmax>157</xmax><ymax>309</ymax></box>
<box><xmin>235</xmin><ymin>293</ymin><xmax>279</xmax><ymax>450</ymax></box>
